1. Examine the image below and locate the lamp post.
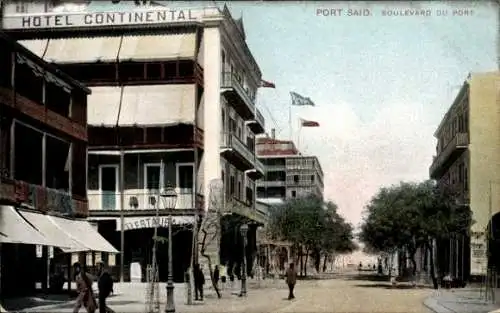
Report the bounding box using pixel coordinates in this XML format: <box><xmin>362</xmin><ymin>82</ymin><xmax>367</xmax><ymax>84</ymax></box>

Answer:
<box><xmin>160</xmin><ymin>187</ymin><xmax>178</xmax><ymax>313</ymax></box>
<box><xmin>239</xmin><ymin>224</ymin><xmax>249</xmax><ymax>297</ymax></box>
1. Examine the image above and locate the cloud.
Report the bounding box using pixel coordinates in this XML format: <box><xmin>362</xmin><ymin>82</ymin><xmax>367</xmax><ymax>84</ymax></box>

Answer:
<box><xmin>297</xmin><ymin>101</ymin><xmax>437</xmax><ymax>226</ymax></box>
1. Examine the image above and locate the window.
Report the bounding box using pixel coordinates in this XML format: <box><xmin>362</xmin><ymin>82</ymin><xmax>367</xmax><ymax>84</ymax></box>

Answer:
<box><xmin>221</xmin><ymin>50</ymin><xmax>226</xmax><ymax>73</ymax></box>
<box><xmin>45</xmin><ymin>135</ymin><xmax>70</xmax><ymax>191</ymax></box>
<box><xmin>144</xmin><ymin>163</ymin><xmax>163</xmax><ymax>208</ymax></box>
<box><xmin>291</xmin><ymin>190</ymin><xmax>296</xmax><ymax>198</ymax></box>
<box><xmin>222</xmin><ymin>110</ymin><xmax>226</xmax><ymax>131</ymax></box>
<box><xmin>16</xmin><ymin>3</ymin><xmax>27</xmax><ymax>13</ymax></box>
<box><xmin>14</xmin><ymin>122</ymin><xmax>43</xmax><ymax>185</ymax></box>
<box><xmin>230</xmin><ymin>176</ymin><xmax>235</xmax><ymax>196</ymax></box>
<box><xmin>177</xmin><ymin>163</ymin><xmax>194</xmax><ymax>191</ymax></box>
<box><xmin>99</xmin><ymin>165</ymin><xmax>118</xmax><ymax>210</ymax></box>
<box><xmin>293</xmin><ymin>175</ymin><xmax>299</xmax><ymax>183</ymax></box>
<box><xmin>238</xmin><ymin>181</ymin><xmax>242</xmax><ymax>200</ymax></box>
<box><xmin>311</xmin><ymin>175</ymin><xmax>315</xmax><ymax>182</ymax></box>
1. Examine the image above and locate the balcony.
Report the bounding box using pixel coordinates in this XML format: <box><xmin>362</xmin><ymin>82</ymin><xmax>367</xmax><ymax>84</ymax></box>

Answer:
<box><xmin>264</xmin><ymin>165</ymin><xmax>286</xmax><ymax>172</ymax></box>
<box><xmin>258</xmin><ymin>180</ymin><xmax>286</xmax><ymax>187</ymax></box>
<box><xmin>430</xmin><ymin>133</ymin><xmax>469</xmax><ymax>179</ymax></box>
<box><xmin>221</xmin><ymin>72</ymin><xmax>255</xmax><ymax>120</ymax></box>
<box><xmin>0</xmin><ymin>87</ymin><xmax>87</xmax><ymax>141</ymax></box>
<box><xmin>87</xmin><ymin>189</ymin><xmax>204</xmax><ymax>217</ymax></box>
<box><xmin>246</xmin><ymin>158</ymin><xmax>265</xmax><ymax>180</ymax></box>
<box><xmin>224</xmin><ymin>197</ymin><xmax>267</xmax><ymax>225</ymax></box>
<box><xmin>246</xmin><ymin>108</ymin><xmax>265</xmax><ymax>135</ymax></box>
<box><xmin>0</xmin><ymin>178</ymin><xmax>87</xmax><ymax>216</ymax></box>
<box><xmin>220</xmin><ymin>133</ymin><xmax>254</xmax><ymax>171</ymax></box>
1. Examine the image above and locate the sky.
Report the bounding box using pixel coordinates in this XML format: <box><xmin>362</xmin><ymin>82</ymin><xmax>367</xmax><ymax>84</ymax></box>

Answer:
<box><xmin>81</xmin><ymin>1</ymin><xmax>498</xmax><ymax>227</ymax></box>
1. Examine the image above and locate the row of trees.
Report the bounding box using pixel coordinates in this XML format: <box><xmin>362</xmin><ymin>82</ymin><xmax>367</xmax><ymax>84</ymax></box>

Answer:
<box><xmin>359</xmin><ymin>180</ymin><xmax>472</xmax><ymax>288</ymax></box>
<box><xmin>267</xmin><ymin>195</ymin><xmax>357</xmax><ymax>276</ymax></box>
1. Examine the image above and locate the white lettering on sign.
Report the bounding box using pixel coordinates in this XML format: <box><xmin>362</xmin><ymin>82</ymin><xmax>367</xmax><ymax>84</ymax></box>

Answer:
<box><xmin>119</xmin><ymin>216</ymin><xmax>194</xmax><ymax>231</ymax></box>
<box><xmin>2</xmin><ymin>9</ymin><xmax>213</xmax><ymax>29</ymax></box>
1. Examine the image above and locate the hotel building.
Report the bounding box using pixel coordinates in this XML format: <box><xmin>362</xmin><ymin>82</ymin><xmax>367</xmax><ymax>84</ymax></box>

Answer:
<box><xmin>2</xmin><ymin>3</ymin><xmax>267</xmax><ymax>282</ymax></box>
<box><xmin>429</xmin><ymin>72</ymin><xmax>500</xmax><ymax>279</ymax></box>
<box><xmin>0</xmin><ymin>31</ymin><xmax>116</xmax><ymax>297</ymax></box>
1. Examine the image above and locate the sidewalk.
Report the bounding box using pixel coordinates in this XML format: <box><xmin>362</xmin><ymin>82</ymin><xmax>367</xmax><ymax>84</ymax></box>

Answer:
<box><xmin>424</xmin><ymin>288</ymin><xmax>500</xmax><ymax>313</ymax></box>
<box><xmin>2</xmin><ymin>278</ymin><xmax>286</xmax><ymax>313</ymax></box>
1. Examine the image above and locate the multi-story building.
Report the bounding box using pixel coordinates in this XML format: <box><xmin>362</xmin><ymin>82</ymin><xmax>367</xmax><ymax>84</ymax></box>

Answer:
<box><xmin>256</xmin><ymin>130</ymin><xmax>324</xmax><ymax>202</ymax></box>
<box><xmin>2</xmin><ymin>3</ymin><xmax>267</xmax><ymax>282</ymax></box>
<box><xmin>429</xmin><ymin>72</ymin><xmax>500</xmax><ymax>279</ymax></box>
<box><xmin>0</xmin><ymin>31</ymin><xmax>116</xmax><ymax>297</ymax></box>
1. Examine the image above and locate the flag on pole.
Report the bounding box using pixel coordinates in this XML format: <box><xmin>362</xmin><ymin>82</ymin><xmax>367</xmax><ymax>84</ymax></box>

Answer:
<box><xmin>290</xmin><ymin>92</ymin><xmax>315</xmax><ymax>106</ymax></box>
<box><xmin>261</xmin><ymin>79</ymin><xmax>276</xmax><ymax>88</ymax></box>
<box><xmin>300</xmin><ymin>118</ymin><xmax>320</xmax><ymax>127</ymax></box>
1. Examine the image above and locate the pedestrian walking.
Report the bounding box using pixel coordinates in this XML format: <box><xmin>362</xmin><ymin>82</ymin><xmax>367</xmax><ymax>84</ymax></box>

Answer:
<box><xmin>213</xmin><ymin>265</ymin><xmax>220</xmax><ymax>289</ymax></box>
<box><xmin>219</xmin><ymin>264</ymin><xmax>227</xmax><ymax>291</ymax></box>
<box><xmin>73</xmin><ymin>263</ymin><xmax>97</xmax><ymax>313</ymax></box>
<box><xmin>96</xmin><ymin>262</ymin><xmax>114</xmax><ymax>313</ymax></box>
<box><xmin>285</xmin><ymin>263</ymin><xmax>297</xmax><ymax>300</ymax></box>
<box><xmin>194</xmin><ymin>263</ymin><xmax>205</xmax><ymax>301</ymax></box>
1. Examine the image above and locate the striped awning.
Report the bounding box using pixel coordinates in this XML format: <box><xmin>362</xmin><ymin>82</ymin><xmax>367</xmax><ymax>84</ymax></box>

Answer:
<box><xmin>43</xmin><ymin>37</ymin><xmax>122</xmax><ymax>63</ymax></box>
<box><xmin>118</xmin><ymin>33</ymin><xmax>196</xmax><ymax>62</ymax></box>
<box><xmin>118</xmin><ymin>84</ymin><xmax>196</xmax><ymax>127</ymax></box>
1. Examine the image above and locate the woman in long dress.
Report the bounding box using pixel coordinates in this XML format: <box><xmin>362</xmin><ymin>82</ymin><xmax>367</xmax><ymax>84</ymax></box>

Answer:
<box><xmin>73</xmin><ymin>263</ymin><xmax>97</xmax><ymax>313</ymax></box>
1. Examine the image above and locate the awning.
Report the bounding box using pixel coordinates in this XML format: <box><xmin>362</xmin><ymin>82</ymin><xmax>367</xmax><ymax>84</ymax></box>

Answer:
<box><xmin>87</xmin><ymin>86</ymin><xmax>122</xmax><ymax>126</ymax></box>
<box><xmin>44</xmin><ymin>37</ymin><xmax>122</xmax><ymax>63</ymax></box>
<box><xmin>49</xmin><ymin>216</ymin><xmax>119</xmax><ymax>254</ymax></box>
<box><xmin>0</xmin><ymin>206</ymin><xmax>51</xmax><ymax>246</ymax></box>
<box><xmin>19</xmin><ymin>210</ymin><xmax>87</xmax><ymax>251</ymax></box>
<box><xmin>118</xmin><ymin>33</ymin><xmax>196</xmax><ymax>62</ymax></box>
<box><xmin>118</xmin><ymin>84</ymin><xmax>196</xmax><ymax>127</ymax></box>
<box><xmin>18</xmin><ymin>39</ymin><xmax>48</xmax><ymax>58</ymax></box>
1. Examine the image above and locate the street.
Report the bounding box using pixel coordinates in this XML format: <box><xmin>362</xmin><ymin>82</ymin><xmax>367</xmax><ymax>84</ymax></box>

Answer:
<box><xmin>8</xmin><ymin>275</ymin><xmax>433</xmax><ymax>313</ymax></box>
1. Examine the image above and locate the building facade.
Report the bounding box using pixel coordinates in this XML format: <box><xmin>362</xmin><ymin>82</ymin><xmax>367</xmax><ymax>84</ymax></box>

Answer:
<box><xmin>0</xmin><ymin>31</ymin><xmax>117</xmax><ymax>297</ymax></box>
<box><xmin>2</xmin><ymin>3</ymin><xmax>267</xmax><ymax>282</ymax></box>
<box><xmin>429</xmin><ymin>72</ymin><xmax>500</xmax><ymax>278</ymax></box>
<box><xmin>256</xmin><ymin>130</ymin><xmax>324</xmax><ymax>203</ymax></box>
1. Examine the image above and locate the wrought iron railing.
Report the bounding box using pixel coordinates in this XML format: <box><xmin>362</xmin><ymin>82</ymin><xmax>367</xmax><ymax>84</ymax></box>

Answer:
<box><xmin>430</xmin><ymin>133</ymin><xmax>469</xmax><ymax>176</ymax></box>
<box><xmin>220</xmin><ymin>72</ymin><xmax>255</xmax><ymax>113</ymax></box>
<box><xmin>220</xmin><ymin>133</ymin><xmax>255</xmax><ymax>165</ymax></box>
<box><xmin>87</xmin><ymin>189</ymin><xmax>204</xmax><ymax>211</ymax></box>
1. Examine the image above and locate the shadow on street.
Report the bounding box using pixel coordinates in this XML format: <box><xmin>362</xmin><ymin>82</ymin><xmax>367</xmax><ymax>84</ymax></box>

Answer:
<box><xmin>353</xmin><ymin>283</ymin><xmax>432</xmax><ymax>290</ymax></box>
<box><xmin>343</xmin><ymin>274</ymin><xmax>390</xmax><ymax>282</ymax></box>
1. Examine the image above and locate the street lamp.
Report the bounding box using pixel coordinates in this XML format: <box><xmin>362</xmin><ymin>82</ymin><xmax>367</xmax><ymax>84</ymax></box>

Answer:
<box><xmin>239</xmin><ymin>223</ymin><xmax>249</xmax><ymax>297</ymax></box>
<box><xmin>160</xmin><ymin>187</ymin><xmax>178</xmax><ymax>313</ymax></box>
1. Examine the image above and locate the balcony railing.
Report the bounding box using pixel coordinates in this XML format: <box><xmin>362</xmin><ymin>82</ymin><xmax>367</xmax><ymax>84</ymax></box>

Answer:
<box><xmin>264</xmin><ymin>165</ymin><xmax>286</xmax><ymax>171</ymax></box>
<box><xmin>221</xmin><ymin>72</ymin><xmax>255</xmax><ymax>119</ymax></box>
<box><xmin>87</xmin><ymin>189</ymin><xmax>203</xmax><ymax>211</ymax></box>
<box><xmin>258</xmin><ymin>180</ymin><xmax>286</xmax><ymax>187</ymax></box>
<box><xmin>221</xmin><ymin>133</ymin><xmax>255</xmax><ymax>166</ymax></box>
<box><xmin>430</xmin><ymin>132</ymin><xmax>469</xmax><ymax>178</ymax></box>
<box><xmin>255</xmin><ymin>158</ymin><xmax>265</xmax><ymax>176</ymax></box>
<box><xmin>0</xmin><ymin>178</ymin><xmax>86</xmax><ymax>215</ymax></box>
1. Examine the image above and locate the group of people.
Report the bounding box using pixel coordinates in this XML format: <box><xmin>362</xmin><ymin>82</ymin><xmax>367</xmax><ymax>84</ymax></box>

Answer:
<box><xmin>72</xmin><ymin>262</ymin><xmax>114</xmax><ymax>313</ymax></box>
<box><xmin>71</xmin><ymin>261</ymin><xmax>299</xmax><ymax>312</ymax></box>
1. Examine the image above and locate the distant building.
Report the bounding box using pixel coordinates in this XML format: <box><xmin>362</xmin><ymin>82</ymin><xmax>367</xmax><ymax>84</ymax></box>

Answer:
<box><xmin>2</xmin><ymin>2</ymin><xmax>267</xmax><ymax>282</ymax></box>
<box><xmin>429</xmin><ymin>71</ymin><xmax>500</xmax><ymax>278</ymax></box>
<box><xmin>256</xmin><ymin>129</ymin><xmax>324</xmax><ymax>203</ymax></box>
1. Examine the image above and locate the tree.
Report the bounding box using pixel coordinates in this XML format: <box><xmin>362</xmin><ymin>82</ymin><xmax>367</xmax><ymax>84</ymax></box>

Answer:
<box><xmin>268</xmin><ymin>195</ymin><xmax>356</xmax><ymax>276</ymax></box>
<box><xmin>359</xmin><ymin>180</ymin><xmax>472</xmax><ymax>289</ymax></box>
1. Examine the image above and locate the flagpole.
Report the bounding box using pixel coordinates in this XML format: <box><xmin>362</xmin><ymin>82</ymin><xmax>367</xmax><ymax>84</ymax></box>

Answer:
<box><xmin>297</xmin><ymin>123</ymin><xmax>302</xmax><ymax>152</ymax></box>
<box><xmin>289</xmin><ymin>100</ymin><xmax>293</xmax><ymax>141</ymax></box>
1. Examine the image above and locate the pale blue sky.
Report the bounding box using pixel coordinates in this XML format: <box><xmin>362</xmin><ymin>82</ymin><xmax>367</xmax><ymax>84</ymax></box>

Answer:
<box><xmin>86</xmin><ymin>1</ymin><xmax>498</xmax><ymax>225</ymax></box>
